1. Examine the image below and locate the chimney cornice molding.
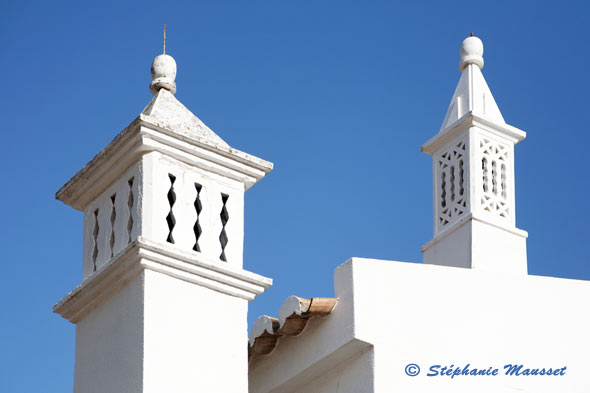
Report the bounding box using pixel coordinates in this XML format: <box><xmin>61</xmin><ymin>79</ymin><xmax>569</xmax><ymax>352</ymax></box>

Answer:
<box><xmin>53</xmin><ymin>236</ymin><xmax>272</xmax><ymax>323</ymax></box>
<box><xmin>421</xmin><ymin>112</ymin><xmax>526</xmax><ymax>156</ymax></box>
<box><xmin>56</xmin><ymin>116</ymin><xmax>273</xmax><ymax>211</ymax></box>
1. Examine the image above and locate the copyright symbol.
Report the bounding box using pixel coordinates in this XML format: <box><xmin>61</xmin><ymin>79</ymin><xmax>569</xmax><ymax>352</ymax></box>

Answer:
<box><xmin>405</xmin><ymin>363</ymin><xmax>420</xmax><ymax>376</ymax></box>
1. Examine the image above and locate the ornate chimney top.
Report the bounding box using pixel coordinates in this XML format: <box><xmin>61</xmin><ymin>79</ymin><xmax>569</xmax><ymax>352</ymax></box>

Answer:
<box><xmin>150</xmin><ymin>25</ymin><xmax>177</xmax><ymax>95</ymax></box>
<box><xmin>459</xmin><ymin>34</ymin><xmax>484</xmax><ymax>71</ymax></box>
<box><xmin>421</xmin><ymin>35</ymin><xmax>528</xmax><ymax>275</ymax></box>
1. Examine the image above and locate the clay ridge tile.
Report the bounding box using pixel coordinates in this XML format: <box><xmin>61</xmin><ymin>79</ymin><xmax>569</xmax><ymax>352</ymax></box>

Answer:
<box><xmin>248</xmin><ymin>296</ymin><xmax>338</xmax><ymax>359</ymax></box>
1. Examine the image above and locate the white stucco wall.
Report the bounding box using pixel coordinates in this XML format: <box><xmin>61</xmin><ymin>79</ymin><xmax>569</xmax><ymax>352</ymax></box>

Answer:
<box><xmin>250</xmin><ymin>259</ymin><xmax>590</xmax><ymax>393</ymax></box>
<box><xmin>143</xmin><ymin>268</ymin><xmax>249</xmax><ymax>393</ymax></box>
<box><xmin>352</xmin><ymin>258</ymin><xmax>590</xmax><ymax>393</ymax></box>
<box><xmin>74</xmin><ymin>272</ymin><xmax>145</xmax><ymax>393</ymax></box>
<box><xmin>73</xmin><ymin>268</ymin><xmax>252</xmax><ymax>393</ymax></box>
<box><xmin>291</xmin><ymin>347</ymin><xmax>374</xmax><ymax>393</ymax></box>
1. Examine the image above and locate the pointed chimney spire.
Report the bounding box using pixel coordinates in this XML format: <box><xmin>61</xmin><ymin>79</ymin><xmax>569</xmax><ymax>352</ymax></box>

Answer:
<box><xmin>439</xmin><ymin>34</ymin><xmax>505</xmax><ymax>133</ymax></box>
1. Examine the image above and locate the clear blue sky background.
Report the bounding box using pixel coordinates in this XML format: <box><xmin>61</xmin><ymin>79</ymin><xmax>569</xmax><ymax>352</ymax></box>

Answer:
<box><xmin>1</xmin><ymin>1</ymin><xmax>589</xmax><ymax>391</ymax></box>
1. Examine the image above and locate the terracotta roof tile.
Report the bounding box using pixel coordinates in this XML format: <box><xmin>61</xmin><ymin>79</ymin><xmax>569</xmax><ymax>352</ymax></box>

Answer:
<box><xmin>249</xmin><ymin>296</ymin><xmax>338</xmax><ymax>359</ymax></box>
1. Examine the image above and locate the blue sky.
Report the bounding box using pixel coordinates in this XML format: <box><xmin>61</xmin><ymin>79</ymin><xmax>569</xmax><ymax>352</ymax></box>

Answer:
<box><xmin>1</xmin><ymin>1</ymin><xmax>589</xmax><ymax>391</ymax></box>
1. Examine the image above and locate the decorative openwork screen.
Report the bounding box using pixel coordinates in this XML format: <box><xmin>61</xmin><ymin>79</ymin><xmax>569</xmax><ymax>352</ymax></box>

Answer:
<box><xmin>479</xmin><ymin>137</ymin><xmax>510</xmax><ymax>220</ymax></box>
<box><xmin>436</xmin><ymin>139</ymin><xmax>467</xmax><ymax>231</ymax></box>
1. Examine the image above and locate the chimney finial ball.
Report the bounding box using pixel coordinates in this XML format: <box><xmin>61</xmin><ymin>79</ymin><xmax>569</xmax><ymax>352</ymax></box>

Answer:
<box><xmin>150</xmin><ymin>54</ymin><xmax>177</xmax><ymax>95</ymax></box>
<box><xmin>459</xmin><ymin>35</ymin><xmax>484</xmax><ymax>71</ymax></box>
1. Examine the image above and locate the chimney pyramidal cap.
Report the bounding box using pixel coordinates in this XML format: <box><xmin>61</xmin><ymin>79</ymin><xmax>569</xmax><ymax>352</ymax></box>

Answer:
<box><xmin>459</xmin><ymin>34</ymin><xmax>484</xmax><ymax>71</ymax></box>
<box><xmin>150</xmin><ymin>53</ymin><xmax>177</xmax><ymax>95</ymax></box>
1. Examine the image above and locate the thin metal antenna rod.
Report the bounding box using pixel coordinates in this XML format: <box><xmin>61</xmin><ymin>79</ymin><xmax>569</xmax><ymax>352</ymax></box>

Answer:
<box><xmin>163</xmin><ymin>24</ymin><xmax>167</xmax><ymax>54</ymax></box>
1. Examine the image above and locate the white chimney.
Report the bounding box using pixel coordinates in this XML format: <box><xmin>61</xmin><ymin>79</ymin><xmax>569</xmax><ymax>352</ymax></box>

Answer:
<box><xmin>54</xmin><ymin>49</ymin><xmax>273</xmax><ymax>393</ymax></box>
<box><xmin>421</xmin><ymin>35</ymin><xmax>528</xmax><ymax>275</ymax></box>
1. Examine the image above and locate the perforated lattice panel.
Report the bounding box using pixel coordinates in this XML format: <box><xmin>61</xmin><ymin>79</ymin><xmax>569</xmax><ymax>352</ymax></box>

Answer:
<box><xmin>479</xmin><ymin>137</ymin><xmax>510</xmax><ymax>220</ymax></box>
<box><xmin>436</xmin><ymin>139</ymin><xmax>468</xmax><ymax>231</ymax></box>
